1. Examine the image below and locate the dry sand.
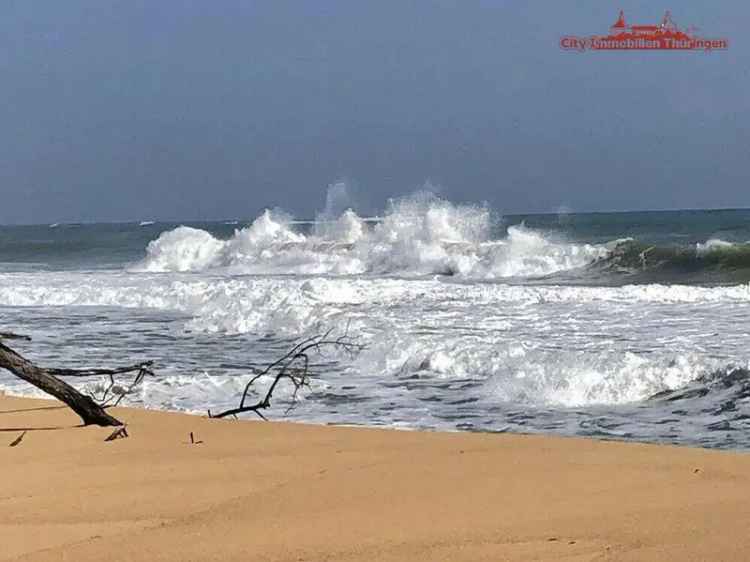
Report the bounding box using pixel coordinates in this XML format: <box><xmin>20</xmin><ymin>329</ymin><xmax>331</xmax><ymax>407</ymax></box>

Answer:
<box><xmin>2</xmin><ymin>394</ymin><xmax>750</xmax><ymax>561</ymax></box>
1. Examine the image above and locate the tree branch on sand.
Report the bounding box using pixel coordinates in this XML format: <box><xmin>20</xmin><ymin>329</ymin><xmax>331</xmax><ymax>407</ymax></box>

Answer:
<box><xmin>0</xmin><ymin>331</ymin><xmax>154</xmax><ymax>427</ymax></box>
<box><xmin>209</xmin><ymin>328</ymin><xmax>363</xmax><ymax>420</ymax></box>
<box><xmin>0</xmin><ymin>326</ymin><xmax>362</xmax><ymax>428</ymax></box>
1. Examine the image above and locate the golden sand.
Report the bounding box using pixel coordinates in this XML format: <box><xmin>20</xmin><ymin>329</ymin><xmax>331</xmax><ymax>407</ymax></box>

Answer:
<box><xmin>2</xmin><ymin>394</ymin><xmax>749</xmax><ymax>561</ymax></box>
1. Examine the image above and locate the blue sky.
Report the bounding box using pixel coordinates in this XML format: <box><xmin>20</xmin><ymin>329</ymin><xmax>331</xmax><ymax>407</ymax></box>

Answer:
<box><xmin>0</xmin><ymin>1</ymin><xmax>747</xmax><ymax>223</ymax></box>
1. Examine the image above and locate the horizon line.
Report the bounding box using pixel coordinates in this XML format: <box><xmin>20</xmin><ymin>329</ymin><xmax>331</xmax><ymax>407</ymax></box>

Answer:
<box><xmin>2</xmin><ymin>205</ymin><xmax>750</xmax><ymax>228</ymax></box>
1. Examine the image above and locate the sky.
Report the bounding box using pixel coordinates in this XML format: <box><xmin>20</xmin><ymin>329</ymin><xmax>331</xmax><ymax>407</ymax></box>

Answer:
<box><xmin>0</xmin><ymin>1</ymin><xmax>747</xmax><ymax>224</ymax></box>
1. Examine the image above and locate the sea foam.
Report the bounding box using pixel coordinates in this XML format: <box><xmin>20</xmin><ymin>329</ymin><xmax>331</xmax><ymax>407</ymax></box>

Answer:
<box><xmin>136</xmin><ymin>194</ymin><xmax>607</xmax><ymax>278</ymax></box>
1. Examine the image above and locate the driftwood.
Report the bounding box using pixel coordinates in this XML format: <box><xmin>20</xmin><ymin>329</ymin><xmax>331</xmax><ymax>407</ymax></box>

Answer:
<box><xmin>47</xmin><ymin>363</ymin><xmax>154</xmax><ymax>408</ymax></box>
<box><xmin>0</xmin><ymin>332</ymin><xmax>153</xmax><ymax>427</ymax></box>
<box><xmin>0</xmin><ymin>326</ymin><xmax>360</xmax><ymax>428</ymax></box>
<box><xmin>209</xmin><ymin>329</ymin><xmax>362</xmax><ymax>420</ymax></box>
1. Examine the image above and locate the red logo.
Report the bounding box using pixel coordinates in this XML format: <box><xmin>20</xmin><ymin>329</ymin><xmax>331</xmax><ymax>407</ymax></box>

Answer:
<box><xmin>561</xmin><ymin>11</ymin><xmax>728</xmax><ymax>51</ymax></box>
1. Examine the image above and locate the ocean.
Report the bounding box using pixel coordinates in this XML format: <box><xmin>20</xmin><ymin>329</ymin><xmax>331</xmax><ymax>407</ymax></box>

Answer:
<box><xmin>2</xmin><ymin>194</ymin><xmax>750</xmax><ymax>449</ymax></box>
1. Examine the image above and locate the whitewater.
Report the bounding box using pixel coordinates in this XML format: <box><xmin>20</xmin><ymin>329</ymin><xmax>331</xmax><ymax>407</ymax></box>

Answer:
<box><xmin>2</xmin><ymin>193</ymin><xmax>750</xmax><ymax>449</ymax></box>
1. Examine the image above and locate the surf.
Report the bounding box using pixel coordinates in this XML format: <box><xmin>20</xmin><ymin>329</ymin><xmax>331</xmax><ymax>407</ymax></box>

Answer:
<box><xmin>135</xmin><ymin>193</ymin><xmax>609</xmax><ymax>279</ymax></box>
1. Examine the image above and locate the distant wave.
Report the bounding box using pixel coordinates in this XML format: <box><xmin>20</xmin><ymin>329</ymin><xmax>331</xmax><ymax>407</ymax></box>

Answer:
<box><xmin>17</xmin><ymin>194</ymin><xmax>750</xmax><ymax>285</ymax></box>
<box><xmin>135</xmin><ymin>205</ymin><xmax>750</xmax><ymax>282</ymax></box>
<box><xmin>588</xmin><ymin>238</ymin><xmax>750</xmax><ymax>283</ymax></box>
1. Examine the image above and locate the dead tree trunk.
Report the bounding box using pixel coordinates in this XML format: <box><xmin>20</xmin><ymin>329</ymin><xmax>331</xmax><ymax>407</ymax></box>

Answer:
<box><xmin>0</xmin><ymin>337</ymin><xmax>123</xmax><ymax>426</ymax></box>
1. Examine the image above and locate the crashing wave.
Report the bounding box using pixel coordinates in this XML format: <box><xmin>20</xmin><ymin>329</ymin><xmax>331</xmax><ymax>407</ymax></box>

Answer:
<box><xmin>588</xmin><ymin>238</ymin><xmax>750</xmax><ymax>282</ymax></box>
<box><xmin>135</xmin><ymin>194</ymin><xmax>608</xmax><ymax>278</ymax></box>
<box><xmin>696</xmin><ymin>238</ymin><xmax>736</xmax><ymax>255</ymax></box>
<box><xmin>360</xmin><ymin>334</ymin><xmax>718</xmax><ymax>407</ymax></box>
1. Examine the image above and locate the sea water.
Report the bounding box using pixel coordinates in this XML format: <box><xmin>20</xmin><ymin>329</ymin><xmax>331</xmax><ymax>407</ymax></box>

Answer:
<box><xmin>2</xmin><ymin>193</ymin><xmax>750</xmax><ymax>449</ymax></box>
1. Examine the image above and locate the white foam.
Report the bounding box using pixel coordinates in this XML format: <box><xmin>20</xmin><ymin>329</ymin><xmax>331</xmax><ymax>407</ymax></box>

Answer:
<box><xmin>5</xmin><ymin>194</ymin><xmax>750</xmax><ymax>444</ymax></box>
<box><xmin>1</xmin><ymin>272</ymin><xmax>749</xmax><ymax>337</ymax></box>
<box><xmin>1</xmin><ymin>269</ymin><xmax>749</xmax><ymax>433</ymax></box>
<box><xmin>356</xmin><ymin>324</ymin><xmax>742</xmax><ymax>409</ymax></box>
<box><xmin>696</xmin><ymin>238</ymin><xmax>735</xmax><ymax>256</ymax></box>
<box><xmin>135</xmin><ymin>194</ymin><xmax>608</xmax><ymax>279</ymax></box>
<box><xmin>141</xmin><ymin>226</ymin><xmax>226</xmax><ymax>272</ymax></box>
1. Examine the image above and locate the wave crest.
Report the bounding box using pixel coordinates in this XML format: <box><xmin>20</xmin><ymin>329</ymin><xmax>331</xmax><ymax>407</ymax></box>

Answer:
<box><xmin>590</xmin><ymin>238</ymin><xmax>750</xmax><ymax>283</ymax></box>
<box><xmin>136</xmin><ymin>195</ymin><xmax>606</xmax><ymax>278</ymax></box>
<box><xmin>142</xmin><ymin>226</ymin><xmax>226</xmax><ymax>272</ymax></box>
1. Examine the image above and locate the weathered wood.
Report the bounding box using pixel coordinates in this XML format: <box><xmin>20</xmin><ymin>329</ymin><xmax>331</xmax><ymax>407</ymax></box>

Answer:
<box><xmin>0</xmin><ymin>341</ymin><xmax>123</xmax><ymax>426</ymax></box>
<box><xmin>209</xmin><ymin>329</ymin><xmax>362</xmax><ymax>420</ymax></box>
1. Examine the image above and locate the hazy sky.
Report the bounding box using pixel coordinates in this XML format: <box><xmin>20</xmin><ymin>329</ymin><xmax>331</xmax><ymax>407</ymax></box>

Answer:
<box><xmin>0</xmin><ymin>1</ymin><xmax>747</xmax><ymax>224</ymax></box>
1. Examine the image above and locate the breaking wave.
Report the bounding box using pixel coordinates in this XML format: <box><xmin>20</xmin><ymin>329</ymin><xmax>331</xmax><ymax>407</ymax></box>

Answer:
<box><xmin>133</xmin><ymin>195</ymin><xmax>750</xmax><ymax>285</ymax></box>
<box><xmin>589</xmin><ymin>238</ymin><xmax>750</xmax><ymax>283</ymax></box>
<box><xmin>360</xmin><ymin>338</ymin><xmax>711</xmax><ymax>407</ymax></box>
<box><xmin>136</xmin><ymin>194</ymin><xmax>608</xmax><ymax>278</ymax></box>
<box><xmin>4</xmin><ymin>196</ymin><xmax>750</xmax><ymax>448</ymax></box>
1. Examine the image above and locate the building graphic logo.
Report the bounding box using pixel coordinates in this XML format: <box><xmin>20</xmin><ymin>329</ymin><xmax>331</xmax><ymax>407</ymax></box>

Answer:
<box><xmin>561</xmin><ymin>11</ymin><xmax>728</xmax><ymax>52</ymax></box>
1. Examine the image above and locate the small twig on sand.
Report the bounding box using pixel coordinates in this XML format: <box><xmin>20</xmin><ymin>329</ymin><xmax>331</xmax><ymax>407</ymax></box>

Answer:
<box><xmin>104</xmin><ymin>426</ymin><xmax>129</xmax><ymax>442</ymax></box>
<box><xmin>8</xmin><ymin>431</ymin><xmax>26</xmax><ymax>447</ymax></box>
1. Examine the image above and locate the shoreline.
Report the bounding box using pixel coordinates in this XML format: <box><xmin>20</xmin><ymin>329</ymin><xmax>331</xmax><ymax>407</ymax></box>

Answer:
<box><xmin>2</xmin><ymin>385</ymin><xmax>744</xmax><ymax>452</ymax></box>
<box><xmin>3</xmin><ymin>393</ymin><xmax>750</xmax><ymax>561</ymax></box>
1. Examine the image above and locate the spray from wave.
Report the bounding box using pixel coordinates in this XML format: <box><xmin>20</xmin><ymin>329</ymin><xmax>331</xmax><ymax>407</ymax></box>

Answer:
<box><xmin>135</xmin><ymin>192</ymin><xmax>608</xmax><ymax>278</ymax></box>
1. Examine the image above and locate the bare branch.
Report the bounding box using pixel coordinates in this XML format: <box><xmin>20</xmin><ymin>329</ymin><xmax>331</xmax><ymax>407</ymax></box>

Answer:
<box><xmin>0</xmin><ymin>332</ymin><xmax>31</xmax><ymax>342</ymax></box>
<box><xmin>86</xmin><ymin>364</ymin><xmax>155</xmax><ymax>408</ymax></box>
<box><xmin>47</xmin><ymin>361</ymin><xmax>154</xmax><ymax>378</ymax></box>
<box><xmin>210</xmin><ymin>329</ymin><xmax>363</xmax><ymax>420</ymax></box>
<box><xmin>49</xmin><ymin>362</ymin><xmax>156</xmax><ymax>408</ymax></box>
<box><xmin>0</xmin><ymin>337</ymin><xmax>155</xmax><ymax>427</ymax></box>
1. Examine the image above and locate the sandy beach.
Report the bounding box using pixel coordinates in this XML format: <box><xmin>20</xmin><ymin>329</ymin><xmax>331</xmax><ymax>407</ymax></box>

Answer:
<box><xmin>0</xmin><ymin>394</ymin><xmax>748</xmax><ymax>561</ymax></box>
